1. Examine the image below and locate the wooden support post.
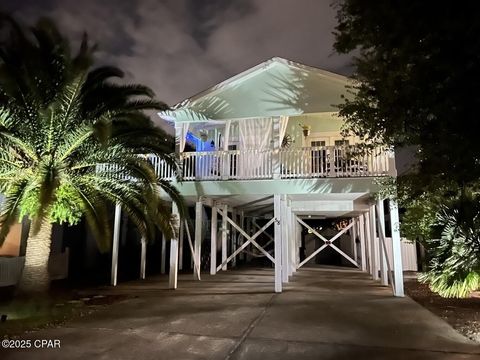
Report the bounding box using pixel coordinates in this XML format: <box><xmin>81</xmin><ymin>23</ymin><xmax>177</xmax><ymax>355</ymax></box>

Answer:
<box><xmin>389</xmin><ymin>198</ymin><xmax>404</xmax><ymax>297</ymax></box>
<box><xmin>140</xmin><ymin>237</ymin><xmax>146</xmax><ymax>280</ymax></box>
<box><xmin>295</xmin><ymin>218</ymin><xmax>301</xmax><ymax>268</ymax></box>
<box><xmin>169</xmin><ymin>202</ymin><xmax>180</xmax><ymax>289</ymax></box>
<box><xmin>210</xmin><ymin>205</ymin><xmax>218</xmax><ymax>275</ymax></box>
<box><xmin>231</xmin><ymin>209</ymin><xmax>237</xmax><ymax>267</ymax></box>
<box><xmin>194</xmin><ymin>201</ymin><xmax>203</xmax><ymax>280</ymax></box>
<box><xmin>179</xmin><ymin>220</ymin><xmax>184</xmax><ymax>271</ymax></box>
<box><xmin>289</xmin><ymin>205</ymin><xmax>296</xmax><ymax>275</ymax></box>
<box><xmin>351</xmin><ymin>219</ymin><xmax>357</xmax><ymax>265</ymax></box>
<box><xmin>377</xmin><ymin>199</ymin><xmax>388</xmax><ymax>286</ymax></box>
<box><xmin>358</xmin><ymin>214</ymin><xmax>367</xmax><ymax>272</ymax></box>
<box><xmin>364</xmin><ymin>210</ymin><xmax>373</xmax><ymax>276</ymax></box>
<box><xmin>376</xmin><ymin>199</ymin><xmax>388</xmax><ymax>286</ymax></box>
<box><xmin>274</xmin><ymin>194</ymin><xmax>282</xmax><ymax>292</ymax></box>
<box><xmin>369</xmin><ymin>205</ymin><xmax>379</xmax><ymax>280</ymax></box>
<box><xmin>221</xmin><ymin>204</ymin><xmax>228</xmax><ymax>271</ymax></box>
<box><xmin>161</xmin><ymin>233</ymin><xmax>167</xmax><ymax>274</ymax></box>
<box><xmin>239</xmin><ymin>211</ymin><xmax>245</xmax><ymax>261</ymax></box>
<box><xmin>281</xmin><ymin>195</ymin><xmax>289</xmax><ymax>283</ymax></box>
<box><xmin>111</xmin><ymin>203</ymin><xmax>121</xmax><ymax>286</ymax></box>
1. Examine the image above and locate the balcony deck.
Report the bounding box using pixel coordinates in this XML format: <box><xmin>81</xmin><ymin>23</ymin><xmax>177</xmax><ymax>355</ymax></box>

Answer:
<box><xmin>147</xmin><ymin>145</ymin><xmax>394</xmax><ymax>182</ymax></box>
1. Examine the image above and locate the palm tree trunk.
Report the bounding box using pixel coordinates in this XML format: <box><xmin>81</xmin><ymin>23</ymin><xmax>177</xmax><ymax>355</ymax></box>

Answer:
<box><xmin>19</xmin><ymin>219</ymin><xmax>54</xmax><ymax>293</ymax></box>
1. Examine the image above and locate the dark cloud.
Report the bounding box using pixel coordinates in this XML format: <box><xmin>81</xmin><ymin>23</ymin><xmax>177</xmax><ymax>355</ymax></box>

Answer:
<box><xmin>2</xmin><ymin>0</ymin><xmax>352</xmax><ymax>127</ymax></box>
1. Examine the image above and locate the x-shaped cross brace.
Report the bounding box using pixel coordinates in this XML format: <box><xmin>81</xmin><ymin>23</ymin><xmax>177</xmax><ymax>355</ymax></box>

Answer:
<box><xmin>216</xmin><ymin>208</ymin><xmax>276</xmax><ymax>272</ymax></box>
<box><xmin>296</xmin><ymin>217</ymin><xmax>357</xmax><ymax>269</ymax></box>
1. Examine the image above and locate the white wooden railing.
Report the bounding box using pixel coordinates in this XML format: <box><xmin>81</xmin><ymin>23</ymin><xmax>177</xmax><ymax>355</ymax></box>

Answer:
<box><xmin>97</xmin><ymin>146</ymin><xmax>392</xmax><ymax>182</ymax></box>
<box><xmin>180</xmin><ymin>149</ymin><xmax>272</xmax><ymax>180</ymax></box>
<box><xmin>279</xmin><ymin>146</ymin><xmax>391</xmax><ymax>179</ymax></box>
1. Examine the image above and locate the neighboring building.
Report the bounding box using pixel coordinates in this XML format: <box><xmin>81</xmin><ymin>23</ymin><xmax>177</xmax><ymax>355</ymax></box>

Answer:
<box><xmin>147</xmin><ymin>57</ymin><xmax>414</xmax><ymax>296</ymax></box>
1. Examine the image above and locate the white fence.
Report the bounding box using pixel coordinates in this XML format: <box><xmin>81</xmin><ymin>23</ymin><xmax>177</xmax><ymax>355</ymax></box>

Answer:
<box><xmin>384</xmin><ymin>238</ymin><xmax>418</xmax><ymax>271</ymax></box>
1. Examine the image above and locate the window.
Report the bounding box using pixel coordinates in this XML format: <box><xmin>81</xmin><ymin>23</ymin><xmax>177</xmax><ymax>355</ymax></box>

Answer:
<box><xmin>311</xmin><ymin>140</ymin><xmax>326</xmax><ymax>147</ymax></box>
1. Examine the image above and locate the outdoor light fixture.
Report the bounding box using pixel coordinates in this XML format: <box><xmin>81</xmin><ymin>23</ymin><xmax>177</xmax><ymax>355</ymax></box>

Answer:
<box><xmin>299</xmin><ymin>124</ymin><xmax>311</xmax><ymax>138</ymax></box>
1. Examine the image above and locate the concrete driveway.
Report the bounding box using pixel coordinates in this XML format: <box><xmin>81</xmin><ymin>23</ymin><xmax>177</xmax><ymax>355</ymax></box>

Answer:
<box><xmin>2</xmin><ymin>267</ymin><xmax>479</xmax><ymax>359</ymax></box>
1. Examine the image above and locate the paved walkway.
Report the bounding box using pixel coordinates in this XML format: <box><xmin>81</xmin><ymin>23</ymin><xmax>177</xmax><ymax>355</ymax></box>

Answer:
<box><xmin>2</xmin><ymin>267</ymin><xmax>479</xmax><ymax>359</ymax></box>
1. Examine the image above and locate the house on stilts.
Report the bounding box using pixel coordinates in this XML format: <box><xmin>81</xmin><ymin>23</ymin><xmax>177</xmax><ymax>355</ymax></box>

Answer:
<box><xmin>113</xmin><ymin>57</ymin><xmax>418</xmax><ymax>296</ymax></box>
<box><xmin>0</xmin><ymin>57</ymin><xmax>417</xmax><ymax>291</ymax></box>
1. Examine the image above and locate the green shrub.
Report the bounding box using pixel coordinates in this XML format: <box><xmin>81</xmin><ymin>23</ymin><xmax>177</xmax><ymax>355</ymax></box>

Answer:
<box><xmin>420</xmin><ymin>194</ymin><xmax>480</xmax><ymax>298</ymax></box>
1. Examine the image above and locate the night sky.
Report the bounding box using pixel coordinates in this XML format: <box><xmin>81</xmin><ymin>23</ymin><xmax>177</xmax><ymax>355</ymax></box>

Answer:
<box><xmin>2</xmin><ymin>0</ymin><xmax>352</xmax><ymax>111</ymax></box>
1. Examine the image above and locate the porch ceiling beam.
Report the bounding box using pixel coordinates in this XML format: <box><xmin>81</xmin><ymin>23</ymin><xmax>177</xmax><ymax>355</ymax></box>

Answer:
<box><xmin>291</xmin><ymin>200</ymin><xmax>354</xmax><ymax>213</ymax></box>
<box><xmin>236</xmin><ymin>195</ymin><xmax>273</xmax><ymax>209</ymax></box>
<box><xmin>244</xmin><ymin>203</ymin><xmax>273</xmax><ymax>214</ymax></box>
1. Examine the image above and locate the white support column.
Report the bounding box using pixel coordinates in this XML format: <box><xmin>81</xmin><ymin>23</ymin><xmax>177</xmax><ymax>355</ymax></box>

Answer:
<box><xmin>169</xmin><ymin>202</ymin><xmax>180</xmax><ymax>289</ymax></box>
<box><xmin>178</xmin><ymin>220</ymin><xmax>184</xmax><ymax>271</ymax></box>
<box><xmin>161</xmin><ymin>233</ymin><xmax>167</xmax><ymax>274</ymax></box>
<box><xmin>281</xmin><ymin>195</ymin><xmax>289</xmax><ymax>283</ymax></box>
<box><xmin>369</xmin><ymin>205</ymin><xmax>379</xmax><ymax>280</ymax></box>
<box><xmin>364</xmin><ymin>211</ymin><xmax>373</xmax><ymax>276</ymax></box>
<box><xmin>377</xmin><ymin>199</ymin><xmax>388</xmax><ymax>286</ymax></box>
<box><xmin>274</xmin><ymin>194</ymin><xmax>282</xmax><ymax>292</ymax></box>
<box><xmin>239</xmin><ymin>211</ymin><xmax>245</xmax><ymax>261</ymax></box>
<box><xmin>358</xmin><ymin>214</ymin><xmax>367</xmax><ymax>272</ymax></box>
<box><xmin>210</xmin><ymin>205</ymin><xmax>218</xmax><ymax>275</ymax></box>
<box><xmin>194</xmin><ymin>200</ymin><xmax>203</xmax><ymax>280</ymax></box>
<box><xmin>231</xmin><ymin>209</ymin><xmax>237</xmax><ymax>267</ymax></box>
<box><xmin>289</xmin><ymin>205</ymin><xmax>296</xmax><ymax>275</ymax></box>
<box><xmin>140</xmin><ymin>237</ymin><xmax>146</xmax><ymax>280</ymax></box>
<box><xmin>351</xmin><ymin>219</ymin><xmax>358</xmax><ymax>265</ymax></box>
<box><xmin>221</xmin><ymin>204</ymin><xmax>228</xmax><ymax>271</ymax></box>
<box><xmin>111</xmin><ymin>203</ymin><xmax>121</xmax><ymax>286</ymax></box>
<box><xmin>389</xmin><ymin>197</ymin><xmax>404</xmax><ymax>297</ymax></box>
<box><xmin>296</xmin><ymin>218</ymin><xmax>301</xmax><ymax>267</ymax></box>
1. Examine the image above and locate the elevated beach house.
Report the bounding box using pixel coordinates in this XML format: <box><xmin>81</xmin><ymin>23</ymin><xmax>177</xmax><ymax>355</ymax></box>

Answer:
<box><xmin>1</xmin><ymin>57</ymin><xmax>415</xmax><ymax>294</ymax></box>
<box><xmin>149</xmin><ymin>57</ymin><xmax>413</xmax><ymax>297</ymax></box>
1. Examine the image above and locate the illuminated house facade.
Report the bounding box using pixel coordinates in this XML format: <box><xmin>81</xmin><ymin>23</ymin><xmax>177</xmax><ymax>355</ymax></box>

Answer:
<box><xmin>0</xmin><ymin>57</ymin><xmax>414</xmax><ymax>294</ymax></box>
<box><xmin>145</xmin><ymin>57</ymin><xmax>412</xmax><ymax>296</ymax></box>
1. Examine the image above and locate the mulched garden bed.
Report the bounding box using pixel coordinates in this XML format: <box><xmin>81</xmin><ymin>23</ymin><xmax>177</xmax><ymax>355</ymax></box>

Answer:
<box><xmin>405</xmin><ymin>277</ymin><xmax>480</xmax><ymax>342</ymax></box>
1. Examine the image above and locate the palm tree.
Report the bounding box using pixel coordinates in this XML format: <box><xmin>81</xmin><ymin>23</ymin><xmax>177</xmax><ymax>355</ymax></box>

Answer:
<box><xmin>0</xmin><ymin>15</ymin><xmax>183</xmax><ymax>292</ymax></box>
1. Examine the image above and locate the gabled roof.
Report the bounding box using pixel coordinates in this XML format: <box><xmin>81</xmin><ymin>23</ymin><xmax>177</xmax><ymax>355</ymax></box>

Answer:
<box><xmin>159</xmin><ymin>57</ymin><xmax>351</xmax><ymax>123</ymax></box>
